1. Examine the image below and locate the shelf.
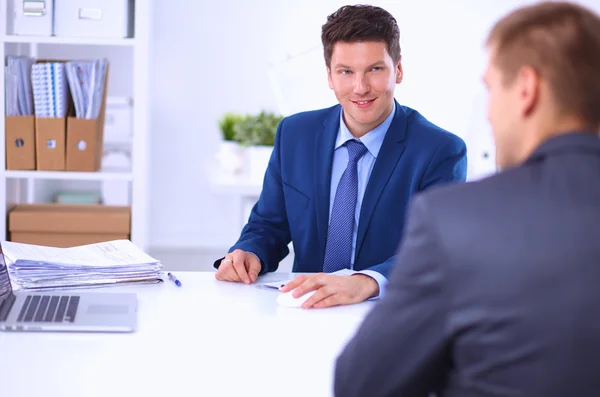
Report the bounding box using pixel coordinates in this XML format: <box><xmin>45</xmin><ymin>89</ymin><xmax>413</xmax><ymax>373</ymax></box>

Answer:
<box><xmin>4</xmin><ymin>170</ymin><xmax>133</xmax><ymax>181</ymax></box>
<box><xmin>1</xmin><ymin>35</ymin><xmax>136</xmax><ymax>46</ymax></box>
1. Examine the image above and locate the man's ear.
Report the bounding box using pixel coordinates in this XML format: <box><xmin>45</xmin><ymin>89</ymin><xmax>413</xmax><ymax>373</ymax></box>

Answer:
<box><xmin>395</xmin><ymin>56</ymin><xmax>403</xmax><ymax>84</ymax></box>
<box><xmin>518</xmin><ymin>65</ymin><xmax>540</xmax><ymax>117</ymax></box>
<box><xmin>327</xmin><ymin>67</ymin><xmax>333</xmax><ymax>89</ymax></box>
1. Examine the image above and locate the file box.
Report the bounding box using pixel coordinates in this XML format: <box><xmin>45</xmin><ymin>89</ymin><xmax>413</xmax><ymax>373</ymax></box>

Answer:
<box><xmin>65</xmin><ymin>65</ymin><xmax>109</xmax><ymax>172</ymax></box>
<box><xmin>35</xmin><ymin>116</ymin><xmax>66</xmax><ymax>170</ymax></box>
<box><xmin>53</xmin><ymin>0</ymin><xmax>134</xmax><ymax>38</ymax></box>
<box><xmin>11</xmin><ymin>0</ymin><xmax>54</xmax><ymax>36</ymax></box>
<box><xmin>5</xmin><ymin>115</ymin><xmax>36</xmax><ymax>170</ymax></box>
<box><xmin>104</xmin><ymin>97</ymin><xmax>132</xmax><ymax>143</ymax></box>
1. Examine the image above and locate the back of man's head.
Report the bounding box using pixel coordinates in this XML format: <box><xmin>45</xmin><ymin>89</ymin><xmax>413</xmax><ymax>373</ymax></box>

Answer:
<box><xmin>487</xmin><ymin>1</ymin><xmax>600</xmax><ymax>132</ymax></box>
<box><xmin>321</xmin><ymin>5</ymin><xmax>401</xmax><ymax>68</ymax></box>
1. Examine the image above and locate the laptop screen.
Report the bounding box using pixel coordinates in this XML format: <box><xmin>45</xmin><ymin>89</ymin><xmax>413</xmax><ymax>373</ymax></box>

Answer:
<box><xmin>0</xmin><ymin>244</ymin><xmax>13</xmax><ymax>307</ymax></box>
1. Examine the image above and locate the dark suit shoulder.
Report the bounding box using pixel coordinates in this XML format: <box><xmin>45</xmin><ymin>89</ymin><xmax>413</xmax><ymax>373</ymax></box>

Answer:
<box><xmin>416</xmin><ymin>165</ymin><xmax>525</xmax><ymax>208</ymax></box>
<box><xmin>411</xmin><ymin>161</ymin><xmax>551</xmax><ymax>232</ymax></box>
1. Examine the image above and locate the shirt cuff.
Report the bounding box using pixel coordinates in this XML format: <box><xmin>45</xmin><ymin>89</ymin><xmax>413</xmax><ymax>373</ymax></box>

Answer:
<box><xmin>330</xmin><ymin>269</ymin><xmax>387</xmax><ymax>299</ymax></box>
<box><xmin>353</xmin><ymin>270</ymin><xmax>388</xmax><ymax>299</ymax></box>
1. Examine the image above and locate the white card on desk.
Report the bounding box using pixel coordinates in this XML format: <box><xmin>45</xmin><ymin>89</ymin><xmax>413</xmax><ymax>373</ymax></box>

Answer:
<box><xmin>257</xmin><ymin>269</ymin><xmax>357</xmax><ymax>290</ymax></box>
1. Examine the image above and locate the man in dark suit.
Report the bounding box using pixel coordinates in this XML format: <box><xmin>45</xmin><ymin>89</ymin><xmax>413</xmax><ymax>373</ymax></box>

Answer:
<box><xmin>213</xmin><ymin>5</ymin><xmax>466</xmax><ymax>308</ymax></box>
<box><xmin>334</xmin><ymin>2</ymin><xmax>600</xmax><ymax>395</ymax></box>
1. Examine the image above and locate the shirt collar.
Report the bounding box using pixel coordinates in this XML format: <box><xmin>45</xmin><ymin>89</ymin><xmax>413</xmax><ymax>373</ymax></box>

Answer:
<box><xmin>335</xmin><ymin>101</ymin><xmax>396</xmax><ymax>158</ymax></box>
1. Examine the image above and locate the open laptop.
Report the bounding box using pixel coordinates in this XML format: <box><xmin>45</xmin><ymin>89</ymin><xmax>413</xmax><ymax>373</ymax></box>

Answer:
<box><xmin>0</xmin><ymin>242</ymin><xmax>137</xmax><ymax>333</ymax></box>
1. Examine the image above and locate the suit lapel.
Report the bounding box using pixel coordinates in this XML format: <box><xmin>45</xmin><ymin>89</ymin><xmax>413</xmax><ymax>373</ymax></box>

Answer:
<box><xmin>314</xmin><ymin>106</ymin><xmax>341</xmax><ymax>260</ymax></box>
<box><xmin>355</xmin><ymin>102</ymin><xmax>408</xmax><ymax>259</ymax></box>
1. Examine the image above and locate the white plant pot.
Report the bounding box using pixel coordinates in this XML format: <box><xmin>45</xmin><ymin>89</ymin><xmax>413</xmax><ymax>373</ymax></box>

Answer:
<box><xmin>247</xmin><ymin>145</ymin><xmax>273</xmax><ymax>181</ymax></box>
<box><xmin>216</xmin><ymin>140</ymin><xmax>245</xmax><ymax>175</ymax></box>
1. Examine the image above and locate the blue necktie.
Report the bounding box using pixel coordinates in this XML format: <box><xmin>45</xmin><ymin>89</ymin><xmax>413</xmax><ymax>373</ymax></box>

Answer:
<box><xmin>322</xmin><ymin>140</ymin><xmax>368</xmax><ymax>273</ymax></box>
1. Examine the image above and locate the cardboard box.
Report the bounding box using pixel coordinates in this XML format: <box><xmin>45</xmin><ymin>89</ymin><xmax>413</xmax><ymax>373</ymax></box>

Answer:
<box><xmin>5</xmin><ymin>115</ymin><xmax>36</xmax><ymax>170</ymax></box>
<box><xmin>65</xmin><ymin>65</ymin><xmax>109</xmax><ymax>172</ymax></box>
<box><xmin>10</xmin><ymin>232</ymin><xmax>129</xmax><ymax>248</ymax></box>
<box><xmin>65</xmin><ymin>116</ymin><xmax>104</xmax><ymax>171</ymax></box>
<box><xmin>36</xmin><ymin>117</ymin><xmax>66</xmax><ymax>171</ymax></box>
<box><xmin>8</xmin><ymin>204</ymin><xmax>131</xmax><ymax>248</ymax></box>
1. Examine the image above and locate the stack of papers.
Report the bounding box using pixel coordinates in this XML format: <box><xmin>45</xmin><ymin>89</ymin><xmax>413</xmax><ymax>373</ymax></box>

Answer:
<box><xmin>31</xmin><ymin>62</ymin><xmax>69</xmax><ymax>118</ymax></box>
<box><xmin>2</xmin><ymin>240</ymin><xmax>163</xmax><ymax>290</ymax></box>
<box><xmin>5</xmin><ymin>56</ymin><xmax>34</xmax><ymax>116</ymax></box>
<box><xmin>65</xmin><ymin>59</ymin><xmax>108</xmax><ymax>119</ymax></box>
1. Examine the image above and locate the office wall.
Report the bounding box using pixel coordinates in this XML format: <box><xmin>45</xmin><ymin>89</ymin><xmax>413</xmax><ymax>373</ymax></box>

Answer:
<box><xmin>148</xmin><ymin>0</ymin><xmax>600</xmax><ymax>250</ymax></box>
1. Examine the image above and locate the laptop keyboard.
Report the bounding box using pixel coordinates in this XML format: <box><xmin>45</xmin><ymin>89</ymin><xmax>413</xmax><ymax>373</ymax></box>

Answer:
<box><xmin>17</xmin><ymin>295</ymin><xmax>80</xmax><ymax>323</ymax></box>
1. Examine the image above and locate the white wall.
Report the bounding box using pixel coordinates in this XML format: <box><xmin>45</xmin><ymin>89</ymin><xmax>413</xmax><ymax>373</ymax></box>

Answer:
<box><xmin>148</xmin><ymin>0</ymin><xmax>600</xmax><ymax>250</ymax></box>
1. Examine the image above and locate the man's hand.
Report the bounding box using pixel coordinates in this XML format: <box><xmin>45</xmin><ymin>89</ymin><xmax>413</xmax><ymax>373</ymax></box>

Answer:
<box><xmin>215</xmin><ymin>249</ymin><xmax>261</xmax><ymax>284</ymax></box>
<box><xmin>279</xmin><ymin>273</ymin><xmax>379</xmax><ymax>309</ymax></box>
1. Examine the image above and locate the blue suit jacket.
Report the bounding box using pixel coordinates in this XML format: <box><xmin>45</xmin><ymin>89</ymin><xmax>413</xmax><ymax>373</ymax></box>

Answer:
<box><xmin>215</xmin><ymin>100</ymin><xmax>467</xmax><ymax>278</ymax></box>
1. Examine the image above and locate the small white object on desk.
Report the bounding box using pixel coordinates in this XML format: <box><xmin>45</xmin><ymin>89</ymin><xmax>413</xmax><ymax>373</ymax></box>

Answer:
<box><xmin>276</xmin><ymin>289</ymin><xmax>316</xmax><ymax>308</ymax></box>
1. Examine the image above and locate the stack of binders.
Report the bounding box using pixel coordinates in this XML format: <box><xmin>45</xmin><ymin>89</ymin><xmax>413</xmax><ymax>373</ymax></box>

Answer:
<box><xmin>32</xmin><ymin>62</ymin><xmax>69</xmax><ymax>119</ymax></box>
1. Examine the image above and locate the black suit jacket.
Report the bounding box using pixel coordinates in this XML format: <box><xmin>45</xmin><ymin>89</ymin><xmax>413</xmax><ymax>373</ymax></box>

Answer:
<box><xmin>334</xmin><ymin>132</ymin><xmax>600</xmax><ymax>397</ymax></box>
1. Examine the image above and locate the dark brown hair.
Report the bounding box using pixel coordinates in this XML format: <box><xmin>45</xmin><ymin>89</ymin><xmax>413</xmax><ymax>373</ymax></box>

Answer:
<box><xmin>321</xmin><ymin>5</ymin><xmax>401</xmax><ymax>67</ymax></box>
<box><xmin>487</xmin><ymin>1</ymin><xmax>600</xmax><ymax>130</ymax></box>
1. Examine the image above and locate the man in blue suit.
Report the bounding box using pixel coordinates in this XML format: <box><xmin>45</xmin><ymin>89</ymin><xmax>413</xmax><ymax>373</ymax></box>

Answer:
<box><xmin>214</xmin><ymin>4</ymin><xmax>467</xmax><ymax>308</ymax></box>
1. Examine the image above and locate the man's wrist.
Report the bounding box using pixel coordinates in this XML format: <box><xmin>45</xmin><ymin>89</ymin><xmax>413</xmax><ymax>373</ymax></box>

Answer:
<box><xmin>353</xmin><ymin>273</ymin><xmax>380</xmax><ymax>299</ymax></box>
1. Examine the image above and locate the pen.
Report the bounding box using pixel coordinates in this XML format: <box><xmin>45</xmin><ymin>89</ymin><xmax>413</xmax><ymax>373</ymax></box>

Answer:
<box><xmin>167</xmin><ymin>272</ymin><xmax>182</xmax><ymax>287</ymax></box>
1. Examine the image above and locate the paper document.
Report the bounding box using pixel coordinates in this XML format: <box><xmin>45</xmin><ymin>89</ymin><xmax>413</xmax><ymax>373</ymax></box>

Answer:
<box><xmin>5</xmin><ymin>56</ymin><xmax>34</xmax><ymax>116</ymax></box>
<box><xmin>65</xmin><ymin>59</ymin><xmax>107</xmax><ymax>119</ymax></box>
<box><xmin>2</xmin><ymin>240</ymin><xmax>163</xmax><ymax>291</ymax></box>
<box><xmin>3</xmin><ymin>239</ymin><xmax>158</xmax><ymax>267</ymax></box>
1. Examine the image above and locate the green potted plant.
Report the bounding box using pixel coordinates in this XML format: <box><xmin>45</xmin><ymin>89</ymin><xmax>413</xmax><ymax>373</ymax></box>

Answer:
<box><xmin>216</xmin><ymin>112</ymin><xmax>245</xmax><ymax>175</ymax></box>
<box><xmin>234</xmin><ymin>111</ymin><xmax>283</xmax><ymax>180</ymax></box>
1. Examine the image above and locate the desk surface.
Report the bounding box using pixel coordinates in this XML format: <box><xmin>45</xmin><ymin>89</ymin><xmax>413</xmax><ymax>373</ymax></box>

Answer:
<box><xmin>1</xmin><ymin>272</ymin><xmax>374</xmax><ymax>397</ymax></box>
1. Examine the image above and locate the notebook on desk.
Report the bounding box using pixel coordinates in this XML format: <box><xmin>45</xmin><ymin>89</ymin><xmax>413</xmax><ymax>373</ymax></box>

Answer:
<box><xmin>0</xmin><ymin>242</ymin><xmax>137</xmax><ymax>333</ymax></box>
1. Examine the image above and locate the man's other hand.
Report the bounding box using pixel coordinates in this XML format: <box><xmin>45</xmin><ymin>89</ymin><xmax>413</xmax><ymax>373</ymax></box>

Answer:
<box><xmin>215</xmin><ymin>249</ymin><xmax>261</xmax><ymax>284</ymax></box>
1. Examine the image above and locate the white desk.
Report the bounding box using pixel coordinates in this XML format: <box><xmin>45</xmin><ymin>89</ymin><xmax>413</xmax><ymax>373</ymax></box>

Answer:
<box><xmin>0</xmin><ymin>272</ymin><xmax>374</xmax><ymax>397</ymax></box>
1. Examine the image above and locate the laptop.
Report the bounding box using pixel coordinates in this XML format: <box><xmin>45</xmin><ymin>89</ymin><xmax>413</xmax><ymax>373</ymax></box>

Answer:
<box><xmin>0</xmin><ymin>242</ymin><xmax>137</xmax><ymax>333</ymax></box>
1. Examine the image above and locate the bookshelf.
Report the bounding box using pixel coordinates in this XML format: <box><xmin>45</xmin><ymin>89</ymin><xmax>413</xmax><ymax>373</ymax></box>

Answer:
<box><xmin>0</xmin><ymin>2</ymin><xmax>152</xmax><ymax>251</ymax></box>
<box><xmin>1</xmin><ymin>35</ymin><xmax>136</xmax><ymax>47</ymax></box>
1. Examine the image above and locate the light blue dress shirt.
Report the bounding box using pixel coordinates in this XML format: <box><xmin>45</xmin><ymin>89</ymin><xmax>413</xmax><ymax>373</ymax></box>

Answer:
<box><xmin>328</xmin><ymin>102</ymin><xmax>396</xmax><ymax>297</ymax></box>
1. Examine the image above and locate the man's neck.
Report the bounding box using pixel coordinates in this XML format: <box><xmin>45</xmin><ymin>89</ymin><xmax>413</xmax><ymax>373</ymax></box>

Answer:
<box><xmin>520</xmin><ymin>115</ymin><xmax>589</xmax><ymax>161</ymax></box>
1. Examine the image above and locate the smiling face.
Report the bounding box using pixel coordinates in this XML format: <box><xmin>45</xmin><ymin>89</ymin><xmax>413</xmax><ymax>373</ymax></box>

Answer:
<box><xmin>327</xmin><ymin>41</ymin><xmax>403</xmax><ymax>137</ymax></box>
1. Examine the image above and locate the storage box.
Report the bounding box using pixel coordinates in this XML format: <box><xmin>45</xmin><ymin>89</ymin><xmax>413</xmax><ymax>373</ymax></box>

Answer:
<box><xmin>5</xmin><ymin>115</ymin><xmax>36</xmax><ymax>170</ymax></box>
<box><xmin>65</xmin><ymin>64</ymin><xmax>109</xmax><ymax>172</ymax></box>
<box><xmin>35</xmin><ymin>116</ymin><xmax>66</xmax><ymax>170</ymax></box>
<box><xmin>8</xmin><ymin>204</ymin><xmax>131</xmax><ymax>248</ymax></box>
<box><xmin>65</xmin><ymin>116</ymin><xmax>103</xmax><ymax>171</ymax></box>
<box><xmin>53</xmin><ymin>0</ymin><xmax>134</xmax><ymax>39</ymax></box>
<box><xmin>104</xmin><ymin>97</ymin><xmax>132</xmax><ymax>143</ymax></box>
<box><xmin>12</xmin><ymin>0</ymin><xmax>54</xmax><ymax>36</ymax></box>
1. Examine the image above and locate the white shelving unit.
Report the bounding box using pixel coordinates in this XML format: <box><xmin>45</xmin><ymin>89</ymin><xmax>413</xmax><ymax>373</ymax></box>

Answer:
<box><xmin>1</xmin><ymin>35</ymin><xmax>136</xmax><ymax>46</ymax></box>
<box><xmin>0</xmin><ymin>2</ymin><xmax>151</xmax><ymax>251</ymax></box>
<box><xmin>5</xmin><ymin>170</ymin><xmax>134</xmax><ymax>181</ymax></box>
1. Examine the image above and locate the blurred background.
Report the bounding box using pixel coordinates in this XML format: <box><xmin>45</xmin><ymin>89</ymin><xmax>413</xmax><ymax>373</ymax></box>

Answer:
<box><xmin>2</xmin><ymin>0</ymin><xmax>598</xmax><ymax>272</ymax></box>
